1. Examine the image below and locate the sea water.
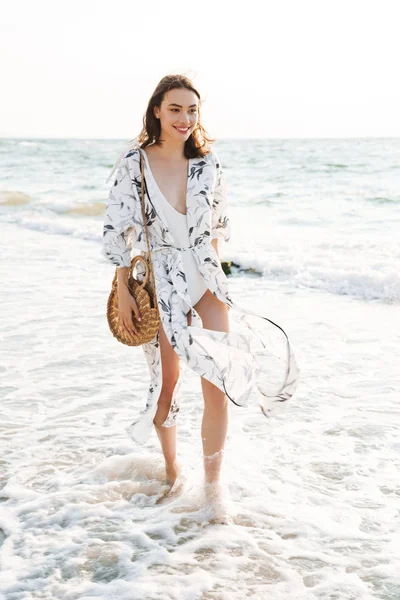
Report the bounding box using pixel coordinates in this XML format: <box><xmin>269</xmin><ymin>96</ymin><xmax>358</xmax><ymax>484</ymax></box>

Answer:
<box><xmin>0</xmin><ymin>137</ymin><xmax>399</xmax><ymax>599</ymax></box>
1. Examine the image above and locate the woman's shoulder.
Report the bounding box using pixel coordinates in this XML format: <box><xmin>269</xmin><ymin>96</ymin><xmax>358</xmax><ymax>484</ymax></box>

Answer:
<box><xmin>124</xmin><ymin>147</ymin><xmax>141</xmax><ymax>163</ymax></box>
<box><xmin>120</xmin><ymin>147</ymin><xmax>141</xmax><ymax>174</ymax></box>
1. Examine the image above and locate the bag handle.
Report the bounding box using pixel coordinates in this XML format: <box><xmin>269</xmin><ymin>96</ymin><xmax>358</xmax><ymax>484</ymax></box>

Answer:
<box><xmin>138</xmin><ymin>150</ymin><xmax>158</xmax><ymax>307</ymax></box>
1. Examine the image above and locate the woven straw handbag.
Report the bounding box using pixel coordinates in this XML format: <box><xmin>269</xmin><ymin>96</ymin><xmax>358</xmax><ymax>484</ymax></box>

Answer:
<box><xmin>106</xmin><ymin>151</ymin><xmax>160</xmax><ymax>346</ymax></box>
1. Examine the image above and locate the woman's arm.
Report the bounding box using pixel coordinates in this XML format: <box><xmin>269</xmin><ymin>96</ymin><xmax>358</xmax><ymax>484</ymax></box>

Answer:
<box><xmin>102</xmin><ymin>158</ymin><xmax>139</xmax><ymax>268</ymax></box>
<box><xmin>103</xmin><ymin>158</ymin><xmax>142</xmax><ymax>335</ymax></box>
<box><xmin>116</xmin><ymin>266</ymin><xmax>130</xmax><ymax>290</ymax></box>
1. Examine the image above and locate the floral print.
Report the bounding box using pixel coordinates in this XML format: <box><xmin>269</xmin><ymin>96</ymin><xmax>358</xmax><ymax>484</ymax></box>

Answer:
<box><xmin>102</xmin><ymin>145</ymin><xmax>300</xmax><ymax>445</ymax></box>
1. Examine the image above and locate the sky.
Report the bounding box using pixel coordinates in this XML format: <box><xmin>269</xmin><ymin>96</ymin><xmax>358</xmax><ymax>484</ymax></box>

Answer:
<box><xmin>1</xmin><ymin>0</ymin><xmax>399</xmax><ymax>139</ymax></box>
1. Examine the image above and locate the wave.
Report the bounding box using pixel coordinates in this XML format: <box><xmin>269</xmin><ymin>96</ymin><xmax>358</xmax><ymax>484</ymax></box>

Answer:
<box><xmin>2</xmin><ymin>213</ymin><xmax>399</xmax><ymax>304</ymax></box>
<box><xmin>366</xmin><ymin>196</ymin><xmax>399</xmax><ymax>204</ymax></box>
<box><xmin>0</xmin><ymin>194</ymin><xmax>106</xmax><ymax>216</ymax></box>
<box><xmin>227</xmin><ymin>253</ymin><xmax>400</xmax><ymax>304</ymax></box>
<box><xmin>18</xmin><ymin>141</ymin><xmax>42</xmax><ymax>147</ymax></box>
<box><xmin>1</xmin><ymin>213</ymin><xmax>101</xmax><ymax>243</ymax></box>
<box><xmin>63</xmin><ymin>203</ymin><xmax>105</xmax><ymax>217</ymax></box>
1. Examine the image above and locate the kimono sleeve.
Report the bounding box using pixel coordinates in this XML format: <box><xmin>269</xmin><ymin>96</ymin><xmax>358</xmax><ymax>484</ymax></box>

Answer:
<box><xmin>211</xmin><ymin>151</ymin><xmax>232</xmax><ymax>243</ymax></box>
<box><xmin>101</xmin><ymin>157</ymin><xmax>140</xmax><ymax>268</ymax></box>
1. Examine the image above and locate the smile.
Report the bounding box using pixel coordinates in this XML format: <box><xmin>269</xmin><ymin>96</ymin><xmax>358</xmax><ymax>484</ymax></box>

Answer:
<box><xmin>174</xmin><ymin>127</ymin><xmax>190</xmax><ymax>133</ymax></box>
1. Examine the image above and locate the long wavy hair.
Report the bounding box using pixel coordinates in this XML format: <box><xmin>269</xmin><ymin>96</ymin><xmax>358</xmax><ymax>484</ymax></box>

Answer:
<box><xmin>132</xmin><ymin>74</ymin><xmax>215</xmax><ymax>159</ymax></box>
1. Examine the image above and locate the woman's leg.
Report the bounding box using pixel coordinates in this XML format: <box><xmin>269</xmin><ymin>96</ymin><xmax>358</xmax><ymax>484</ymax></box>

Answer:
<box><xmin>153</xmin><ymin>313</ymin><xmax>191</xmax><ymax>486</ymax></box>
<box><xmin>193</xmin><ymin>290</ymin><xmax>230</xmax><ymax>484</ymax></box>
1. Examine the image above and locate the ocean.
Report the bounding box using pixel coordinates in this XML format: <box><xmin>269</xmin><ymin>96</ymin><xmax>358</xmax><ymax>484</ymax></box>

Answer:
<box><xmin>0</xmin><ymin>137</ymin><xmax>399</xmax><ymax>599</ymax></box>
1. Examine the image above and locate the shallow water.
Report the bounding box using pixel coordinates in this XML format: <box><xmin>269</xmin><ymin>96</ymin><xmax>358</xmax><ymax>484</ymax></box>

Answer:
<box><xmin>0</xmin><ymin>137</ymin><xmax>399</xmax><ymax>599</ymax></box>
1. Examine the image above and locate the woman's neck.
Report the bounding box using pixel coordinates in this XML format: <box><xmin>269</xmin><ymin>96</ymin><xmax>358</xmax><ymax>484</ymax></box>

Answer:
<box><xmin>150</xmin><ymin>137</ymin><xmax>186</xmax><ymax>160</ymax></box>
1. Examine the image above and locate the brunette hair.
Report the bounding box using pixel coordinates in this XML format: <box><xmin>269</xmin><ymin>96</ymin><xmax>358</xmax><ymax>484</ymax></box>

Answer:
<box><xmin>134</xmin><ymin>74</ymin><xmax>215</xmax><ymax>158</ymax></box>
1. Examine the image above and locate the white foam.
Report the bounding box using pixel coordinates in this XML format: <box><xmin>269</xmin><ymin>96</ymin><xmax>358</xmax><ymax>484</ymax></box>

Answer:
<box><xmin>229</xmin><ymin>251</ymin><xmax>400</xmax><ymax>303</ymax></box>
<box><xmin>0</xmin><ymin>221</ymin><xmax>398</xmax><ymax>599</ymax></box>
<box><xmin>2</xmin><ymin>210</ymin><xmax>399</xmax><ymax>303</ymax></box>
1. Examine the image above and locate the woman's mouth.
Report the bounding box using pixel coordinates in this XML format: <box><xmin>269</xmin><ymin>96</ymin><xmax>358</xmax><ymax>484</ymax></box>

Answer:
<box><xmin>174</xmin><ymin>127</ymin><xmax>190</xmax><ymax>134</ymax></box>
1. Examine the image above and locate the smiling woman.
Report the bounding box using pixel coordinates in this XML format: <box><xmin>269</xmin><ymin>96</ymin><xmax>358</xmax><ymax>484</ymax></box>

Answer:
<box><xmin>102</xmin><ymin>74</ymin><xmax>299</xmax><ymax>521</ymax></box>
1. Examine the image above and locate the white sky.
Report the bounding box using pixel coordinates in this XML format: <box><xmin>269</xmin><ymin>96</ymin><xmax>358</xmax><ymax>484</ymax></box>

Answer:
<box><xmin>1</xmin><ymin>0</ymin><xmax>399</xmax><ymax>139</ymax></box>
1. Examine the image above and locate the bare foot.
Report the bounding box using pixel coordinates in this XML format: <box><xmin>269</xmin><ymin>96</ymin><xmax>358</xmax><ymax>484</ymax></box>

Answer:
<box><xmin>156</xmin><ymin>470</ymin><xmax>186</xmax><ymax>505</ymax></box>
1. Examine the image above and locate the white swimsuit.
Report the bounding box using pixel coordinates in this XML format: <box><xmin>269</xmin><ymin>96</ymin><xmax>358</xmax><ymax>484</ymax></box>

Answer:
<box><xmin>141</xmin><ymin>149</ymin><xmax>208</xmax><ymax>313</ymax></box>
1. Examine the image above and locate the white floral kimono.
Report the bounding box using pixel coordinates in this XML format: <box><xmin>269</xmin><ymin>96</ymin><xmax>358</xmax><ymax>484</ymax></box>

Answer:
<box><xmin>102</xmin><ymin>144</ymin><xmax>299</xmax><ymax>444</ymax></box>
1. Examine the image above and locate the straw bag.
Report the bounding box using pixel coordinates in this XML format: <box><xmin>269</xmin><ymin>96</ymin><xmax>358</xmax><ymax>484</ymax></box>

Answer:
<box><xmin>106</xmin><ymin>151</ymin><xmax>160</xmax><ymax>346</ymax></box>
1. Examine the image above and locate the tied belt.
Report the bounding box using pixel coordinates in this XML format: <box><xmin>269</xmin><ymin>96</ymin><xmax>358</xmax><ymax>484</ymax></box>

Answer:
<box><xmin>148</xmin><ymin>234</ymin><xmax>211</xmax><ymax>254</ymax></box>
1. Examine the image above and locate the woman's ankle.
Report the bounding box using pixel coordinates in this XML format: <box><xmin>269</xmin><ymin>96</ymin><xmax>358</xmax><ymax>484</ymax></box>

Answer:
<box><xmin>165</xmin><ymin>460</ymin><xmax>180</xmax><ymax>485</ymax></box>
<box><xmin>165</xmin><ymin>458</ymin><xmax>179</xmax><ymax>469</ymax></box>
<box><xmin>203</xmin><ymin>448</ymin><xmax>225</xmax><ymax>483</ymax></box>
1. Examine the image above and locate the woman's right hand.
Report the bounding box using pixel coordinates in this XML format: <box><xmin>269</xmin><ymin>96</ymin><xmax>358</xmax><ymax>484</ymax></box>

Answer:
<box><xmin>117</xmin><ymin>285</ymin><xmax>141</xmax><ymax>337</ymax></box>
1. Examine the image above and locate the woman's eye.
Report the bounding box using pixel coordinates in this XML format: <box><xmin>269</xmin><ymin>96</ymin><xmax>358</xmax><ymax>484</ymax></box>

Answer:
<box><xmin>170</xmin><ymin>108</ymin><xmax>197</xmax><ymax>113</ymax></box>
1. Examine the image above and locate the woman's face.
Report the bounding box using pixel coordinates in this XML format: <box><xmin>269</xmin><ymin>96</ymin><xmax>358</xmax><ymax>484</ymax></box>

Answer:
<box><xmin>155</xmin><ymin>88</ymin><xmax>199</xmax><ymax>142</ymax></box>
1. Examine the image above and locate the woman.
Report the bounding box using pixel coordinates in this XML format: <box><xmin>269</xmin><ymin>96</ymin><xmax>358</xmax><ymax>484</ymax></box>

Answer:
<box><xmin>102</xmin><ymin>74</ymin><xmax>299</xmax><ymax>501</ymax></box>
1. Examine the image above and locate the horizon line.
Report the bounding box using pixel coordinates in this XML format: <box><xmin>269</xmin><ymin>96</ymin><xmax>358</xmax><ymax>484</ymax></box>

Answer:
<box><xmin>1</xmin><ymin>135</ymin><xmax>400</xmax><ymax>141</ymax></box>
